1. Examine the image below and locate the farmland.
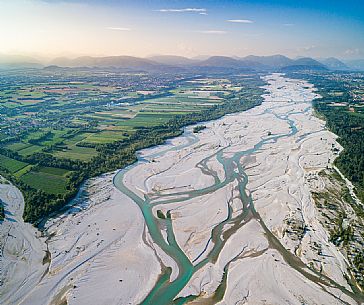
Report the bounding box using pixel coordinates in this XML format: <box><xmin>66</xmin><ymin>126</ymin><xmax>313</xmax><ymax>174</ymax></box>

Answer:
<box><xmin>0</xmin><ymin>154</ymin><xmax>28</xmax><ymax>173</ymax></box>
<box><xmin>0</xmin><ymin>68</ymin><xmax>265</xmax><ymax>223</ymax></box>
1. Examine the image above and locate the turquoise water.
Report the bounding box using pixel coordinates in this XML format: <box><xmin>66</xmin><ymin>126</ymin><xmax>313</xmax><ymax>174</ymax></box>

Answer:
<box><xmin>113</xmin><ymin>85</ymin><xmax>363</xmax><ymax>304</ymax></box>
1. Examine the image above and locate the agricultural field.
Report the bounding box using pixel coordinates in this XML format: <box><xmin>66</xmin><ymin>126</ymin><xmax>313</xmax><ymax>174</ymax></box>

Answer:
<box><xmin>0</xmin><ymin>68</ymin><xmax>265</xmax><ymax>222</ymax></box>
<box><xmin>0</xmin><ymin>154</ymin><xmax>28</xmax><ymax>173</ymax></box>
<box><xmin>20</xmin><ymin>170</ymin><xmax>69</xmax><ymax>195</ymax></box>
<box><xmin>0</xmin><ymin>70</ymin><xmax>246</xmax><ymax>152</ymax></box>
<box><xmin>52</xmin><ymin>145</ymin><xmax>98</xmax><ymax>161</ymax></box>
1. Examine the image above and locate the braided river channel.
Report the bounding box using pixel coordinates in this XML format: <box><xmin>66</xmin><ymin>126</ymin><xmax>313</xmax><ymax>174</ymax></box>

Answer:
<box><xmin>113</xmin><ymin>74</ymin><xmax>364</xmax><ymax>305</ymax></box>
<box><xmin>3</xmin><ymin>73</ymin><xmax>363</xmax><ymax>305</ymax></box>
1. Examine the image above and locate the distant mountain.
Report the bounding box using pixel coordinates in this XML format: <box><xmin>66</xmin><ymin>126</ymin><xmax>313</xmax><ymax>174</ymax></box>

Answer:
<box><xmin>147</xmin><ymin>55</ymin><xmax>197</xmax><ymax>66</ymax></box>
<box><xmin>279</xmin><ymin>57</ymin><xmax>328</xmax><ymax>72</ymax></box>
<box><xmin>319</xmin><ymin>57</ymin><xmax>349</xmax><ymax>70</ymax></box>
<box><xmin>0</xmin><ymin>54</ymin><xmax>39</xmax><ymax>63</ymax></box>
<box><xmin>191</xmin><ymin>55</ymin><xmax>211</xmax><ymax>61</ymax></box>
<box><xmin>344</xmin><ymin>59</ymin><xmax>364</xmax><ymax>71</ymax></box>
<box><xmin>0</xmin><ymin>62</ymin><xmax>43</xmax><ymax>70</ymax></box>
<box><xmin>242</xmin><ymin>55</ymin><xmax>293</xmax><ymax>68</ymax></box>
<box><xmin>0</xmin><ymin>53</ymin><xmax>336</xmax><ymax>72</ymax></box>
<box><xmin>196</xmin><ymin>56</ymin><xmax>267</xmax><ymax>70</ymax></box>
<box><xmin>238</xmin><ymin>55</ymin><xmax>327</xmax><ymax>71</ymax></box>
<box><xmin>0</xmin><ymin>54</ymin><xmax>43</xmax><ymax>69</ymax></box>
<box><xmin>198</xmin><ymin>56</ymin><xmax>241</xmax><ymax>68</ymax></box>
<box><xmin>51</xmin><ymin>56</ymin><xmax>157</xmax><ymax>69</ymax></box>
<box><xmin>196</xmin><ymin>55</ymin><xmax>328</xmax><ymax>71</ymax></box>
<box><xmin>48</xmin><ymin>57</ymin><xmax>71</xmax><ymax>67</ymax></box>
<box><xmin>49</xmin><ymin>55</ymin><xmax>190</xmax><ymax>72</ymax></box>
<box><xmin>238</xmin><ymin>60</ymin><xmax>268</xmax><ymax>70</ymax></box>
<box><xmin>291</xmin><ymin>57</ymin><xmax>324</xmax><ymax>66</ymax></box>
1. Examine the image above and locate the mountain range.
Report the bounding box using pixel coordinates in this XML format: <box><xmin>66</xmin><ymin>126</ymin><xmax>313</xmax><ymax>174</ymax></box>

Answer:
<box><xmin>0</xmin><ymin>54</ymin><xmax>363</xmax><ymax>72</ymax></box>
<box><xmin>45</xmin><ymin>55</ymin><xmax>345</xmax><ymax>72</ymax></box>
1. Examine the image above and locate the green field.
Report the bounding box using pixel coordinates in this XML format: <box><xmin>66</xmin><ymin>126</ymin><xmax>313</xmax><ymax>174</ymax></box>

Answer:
<box><xmin>6</xmin><ymin>142</ymin><xmax>31</xmax><ymax>152</ymax></box>
<box><xmin>81</xmin><ymin>131</ymin><xmax>126</xmax><ymax>144</ymax></box>
<box><xmin>21</xmin><ymin>170</ymin><xmax>68</xmax><ymax>194</ymax></box>
<box><xmin>52</xmin><ymin>145</ymin><xmax>98</xmax><ymax>161</ymax></box>
<box><xmin>17</xmin><ymin>145</ymin><xmax>44</xmax><ymax>156</ymax></box>
<box><xmin>0</xmin><ymin>155</ymin><xmax>28</xmax><ymax>173</ymax></box>
<box><xmin>14</xmin><ymin>164</ymin><xmax>33</xmax><ymax>178</ymax></box>
<box><xmin>0</xmin><ymin>68</ymin><xmax>266</xmax><ymax>224</ymax></box>
<box><xmin>38</xmin><ymin>166</ymin><xmax>71</xmax><ymax>176</ymax></box>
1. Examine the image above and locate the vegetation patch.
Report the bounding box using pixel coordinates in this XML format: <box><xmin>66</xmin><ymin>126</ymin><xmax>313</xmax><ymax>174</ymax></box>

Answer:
<box><xmin>193</xmin><ymin>125</ymin><xmax>207</xmax><ymax>133</ymax></box>
<box><xmin>21</xmin><ymin>171</ymin><xmax>68</xmax><ymax>195</ymax></box>
<box><xmin>0</xmin><ymin>199</ymin><xmax>4</xmax><ymax>221</ymax></box>
<box><xmin>310</xmin><ymin>168</ymin><xmax>364</xmax><ymax>290</ymax></box>
<box><xmin>0</xmin><ymin>155</ymin><xmax>28</xmax><ymax>173</ymax></box>
<box><xmin>38</xmin><ymin>166</ymin><xmax>71</xmax><ymax>177</ymax></box>
<box><xmin>290</xmin><ymin>71</ymin><xmax>364</xmax><ymax>203</ymax></box>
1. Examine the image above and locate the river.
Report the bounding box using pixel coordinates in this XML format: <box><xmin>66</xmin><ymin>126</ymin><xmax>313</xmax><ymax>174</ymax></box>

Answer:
<box><xmin>113</xmin><ymin>73</ymin><xmax>363</xmax><ymax>304</ymax></box>
<box><xmin>1</xmin><ymin>73</ymin><xmax>362</xmax><ymax>305</ymax></box>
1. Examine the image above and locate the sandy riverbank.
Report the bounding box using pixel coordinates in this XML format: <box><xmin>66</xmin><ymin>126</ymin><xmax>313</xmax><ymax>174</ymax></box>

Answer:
<box><xmin>1</xmin><ymin>174</ymin><xmax>161</xmax><ymax>305</ymax></box>
<box><xmin>1</xmin><ymin>73</ymin><xmax>361</xmax><ymax>305</ymax></box>
<box><xmin>0</xmin><ymin>177</ymin><xmax>47</xmax><ymax>304</ymax></box>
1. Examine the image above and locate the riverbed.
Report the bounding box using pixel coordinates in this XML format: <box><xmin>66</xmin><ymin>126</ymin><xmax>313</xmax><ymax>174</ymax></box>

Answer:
<box><xmin>1</xmin><ymin>73</ymin><xmax>361</xmax><ymax>305</ymax></box>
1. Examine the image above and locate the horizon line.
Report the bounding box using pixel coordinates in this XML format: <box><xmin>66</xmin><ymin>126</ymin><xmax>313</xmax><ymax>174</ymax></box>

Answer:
<box><xmin>0</xmin><ymin>53</ymin><xmax>361</xmax><ymax>63</ymax></box>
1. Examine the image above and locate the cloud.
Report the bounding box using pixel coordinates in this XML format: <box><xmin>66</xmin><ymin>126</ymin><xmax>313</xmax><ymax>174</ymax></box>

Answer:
<box><xmin>197</xmin><ymin>30</ymin><xmax>227</xmax><ymax>34</ymax></box>
<box><xmin>227</xmin><ymin>19</ymin><xmax>253</xmax><ymax>24</ymax></box>
<box><xmin>283</xmin><ymin>23</ymin><xmax>294</xmax><ymax>26</ymax></box>
<box><xmin>156</xmin><ymin>8</ymin><xmax>207</xmax><ymax>13</ymax></box>
<box><xmin>106</xmin><ymin>27</ymin><xmax>131</xmax><ymax>31</ymax></box>
<box><xmin>345</xmin><ymin>48</ymin><xmax>360</xmax><ymax>55</ymax></box>
<box><xmin>302</xmin><ymin>45</ymin><xmax>316</xmax><ymax>51</ymax></box>
<box><xmin>295</xmin><ymin>45</ymin><xmax>316</xmax><ymax>52</ymax></box>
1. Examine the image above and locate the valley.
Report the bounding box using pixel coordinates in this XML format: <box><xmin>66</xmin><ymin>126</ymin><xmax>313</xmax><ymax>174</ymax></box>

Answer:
<box><xmin>1</xmin><ymin>73</ymin><xmax>363</xmax><ymax>304</ymax></box>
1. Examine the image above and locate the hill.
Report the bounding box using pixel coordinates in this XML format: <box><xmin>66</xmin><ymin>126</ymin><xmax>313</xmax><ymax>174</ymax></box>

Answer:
<box><xmin>319</xmin><ymin>57</ymin><xmax>349</xmax><ymax>70</ymax></box>
<box><xmin>238</xmin><ymin>55</ymin><xmax>327</xmax><ymax>71</ymax></box>
<box><xmin>51</xmin><ymin>56</ymin><xmax>158</xmax><ymax>69</ymax></box>
<box><xmin>242</xmin><ymin>55</ymin><xmax>293</xmax><ymax>68</ymax></box>
<box><xmin>0</xmin><ymin>54</ymin><xmax>43</xmax><ymax>69</ymax></box>
<box><xmin>344</xmin><ymin>59</ymin><xmax>364</xmax><ymax>71</ymax></box>
<box><xmin>0</xmin><ymin>53</ymin><xmax>337</xmax><ymax>72</ymax></box>
<box><xmin>147</xmin><ymin>55</ymin><xmax>197</xmax><ymax>66</ymax></box>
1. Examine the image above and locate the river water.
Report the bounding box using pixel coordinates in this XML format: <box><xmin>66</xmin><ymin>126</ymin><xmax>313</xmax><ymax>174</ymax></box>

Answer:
<box><xmin>3</xmin><ymin>74</ymin><xmax>362</xmax><ymax>305</ymax></box>
<box><xmin>113</xmin><ymin>74</ymin><xmax>363</xmax><ymax>304</ymax></box>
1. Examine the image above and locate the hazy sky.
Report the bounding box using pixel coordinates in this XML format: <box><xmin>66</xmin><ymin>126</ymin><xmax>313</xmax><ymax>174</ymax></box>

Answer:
<box><xmin>1</xmin><ymin>0</ymin><xmax>363</xmax><ymax>60</ymax></box>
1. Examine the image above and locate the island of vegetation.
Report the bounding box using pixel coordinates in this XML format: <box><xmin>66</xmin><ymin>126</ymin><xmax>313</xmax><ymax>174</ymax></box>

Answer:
<box><xmin>192</xmin><ymin>125</ymin><xmax>206</xmax><ymax>133</ymax></box>
<box><xmin>0</xmin><ymin>199</ymin><xmax>4</xmax><ymax>221</ymax></box>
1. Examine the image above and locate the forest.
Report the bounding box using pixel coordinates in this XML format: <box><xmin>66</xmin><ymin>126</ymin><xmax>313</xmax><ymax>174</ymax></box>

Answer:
<box><xmin>293</xmin><ymin>71</ymin><xmax>364</xmax><ymax>203</ymax></box>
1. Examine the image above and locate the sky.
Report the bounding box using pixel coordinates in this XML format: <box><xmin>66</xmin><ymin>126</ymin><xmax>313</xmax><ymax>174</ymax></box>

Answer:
<box><xmin>0</xmin><ymin>0</ymin><xmax>363</xmax><ymax>60</ymax></box>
